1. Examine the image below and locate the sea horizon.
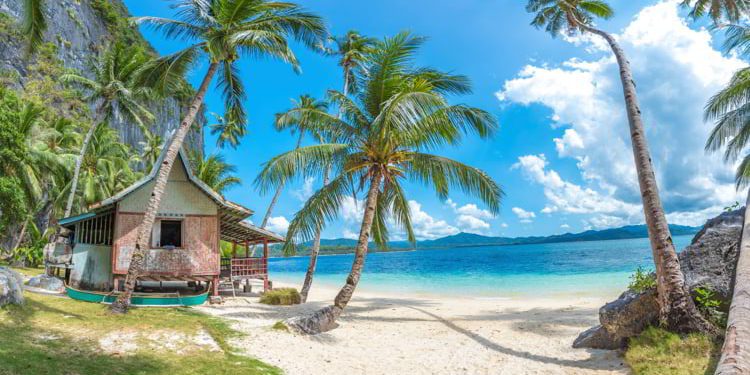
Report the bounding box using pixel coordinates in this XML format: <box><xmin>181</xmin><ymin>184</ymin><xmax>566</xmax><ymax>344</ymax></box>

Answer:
<box><xmin>269</xmin><ymin>234</ymin><xmax>695</xmax><ymax>299</ymax></box>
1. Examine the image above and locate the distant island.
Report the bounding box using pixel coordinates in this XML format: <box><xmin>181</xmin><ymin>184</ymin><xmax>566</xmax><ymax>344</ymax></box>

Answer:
<box><xmin>271</xmin><ymin>224</ymin><xmax>701</xmax><ymax>256</ymax></box>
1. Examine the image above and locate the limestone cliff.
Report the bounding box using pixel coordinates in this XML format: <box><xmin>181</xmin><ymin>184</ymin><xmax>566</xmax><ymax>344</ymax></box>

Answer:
<box><xmin>0</xmin><ymin>0</ymin><xmax>204</xmax><ymax>153</ymax></box>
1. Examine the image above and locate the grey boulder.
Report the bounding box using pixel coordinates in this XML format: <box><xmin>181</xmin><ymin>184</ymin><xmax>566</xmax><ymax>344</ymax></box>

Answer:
<box><xmin>0</xmin><ymin>267</ymin><xmax>24</xmax><ymax>307</ymax></box>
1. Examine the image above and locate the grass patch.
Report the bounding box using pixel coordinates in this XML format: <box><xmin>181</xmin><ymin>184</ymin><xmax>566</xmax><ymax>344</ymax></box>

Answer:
<box><xmin>0</xmin><ymin>292</ymin><xmax>280</xmax><ymax>374</ymax></box>
<box><xmin>5</xmin><ymin>264</ymin><xmax>45</xmax><ymax>277</ymax></box>
<box><xmin>625</xmin><ymin>327</ymin><xmax>719</xmax><ymax>375</ymax></box>
<box><xmin>259</xmin><ymin>288</ymin><xmax>301</xmax><ymax>306</ymax></box>
<box><xmin>271</xmin><ymin>321</ymin><xmax>289</xmax><ymax>332</ymax></box>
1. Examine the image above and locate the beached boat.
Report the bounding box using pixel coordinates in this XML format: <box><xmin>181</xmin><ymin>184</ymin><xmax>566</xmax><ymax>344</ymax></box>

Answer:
<box><xmin>65</xmin><ymin>283</ymin><xmax>209</xmax><ymax>307</ymax></box>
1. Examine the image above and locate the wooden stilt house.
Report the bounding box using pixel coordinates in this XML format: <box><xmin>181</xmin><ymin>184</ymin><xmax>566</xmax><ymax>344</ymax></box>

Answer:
<box><xmin>52</xmin><ymin>148</ymin><xmax>284</xmax><ymax>305</ymax></box>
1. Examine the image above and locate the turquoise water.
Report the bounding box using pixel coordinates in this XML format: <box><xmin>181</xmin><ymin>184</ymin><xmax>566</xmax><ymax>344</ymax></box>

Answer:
<box><xmin>269</xmin><ymin>235</ymin><xmax>695</xmax><ymax>298</ymax></box>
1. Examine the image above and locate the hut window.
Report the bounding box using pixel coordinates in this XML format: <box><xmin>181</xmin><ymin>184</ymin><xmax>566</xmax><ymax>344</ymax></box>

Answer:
<box><xmin>74</xmin><ymin>212</ymin><xmax>114</xmax><ymax>246</ymax></box>
<box><xmin>160</xmin><ymin>220</ymin><xmax>182</xmax><ymax>248</ymax></box>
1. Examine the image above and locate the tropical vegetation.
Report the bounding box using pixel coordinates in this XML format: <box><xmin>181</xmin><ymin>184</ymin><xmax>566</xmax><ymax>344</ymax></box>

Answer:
<box><xmin>109</xmin><ymin>0</ymin><xmax>327</xmax><ymax>313</ymax></box>
<box><xmin>256</xmin><ymin>31</ymin><xmax>502</xmax><ymax>333</ymax></box>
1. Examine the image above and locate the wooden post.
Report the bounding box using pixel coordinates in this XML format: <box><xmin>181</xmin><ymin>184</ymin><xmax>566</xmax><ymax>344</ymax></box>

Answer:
<box><xmin>212</xmin><ymin>275</ymin><xmax>219</xmax><ymax>297</ymax></box>
<box><xmin>263</xmin><ymin>240</ymin><xmax>269</xmax><ymax>292</ymax></box>
<box><xmin>245</xmin><ymin>241</ymin><xmax>250</xmax><ymax>258</ymax></box>
<box><xmin>231</xmin><ymin>242</ymin><xmax>237</xmax><ymax>258</ymax></box>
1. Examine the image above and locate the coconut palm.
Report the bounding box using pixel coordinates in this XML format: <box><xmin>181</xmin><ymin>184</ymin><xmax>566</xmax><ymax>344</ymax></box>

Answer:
<box><xmin>258</xmin><ymin>95</ymin><xmax>328</xmax><ymax>238</ymax></box>
<box><xmin>110</xmin><ymin>0</ymin><xmax>327</xmax><ymax>313</ymax></box>
<box><xmin>189</xmin><ymin>151</ymin><xmax>241</xmax><ymax>195</ymax></box>
<box><xmin>60</xmin><ymin>42</ymin><xmax>155</xmax><ymax>218</ymax></box>
<box><xmin>20</xmin><ymin>0</ymin><xmax>47</xmax><ymax>54</ymax></box>
<box><xmin>69</xmin><ymin>125</ymin><xmax>140</xmax><ymax>207</ymax></box>
<box><xmin>704</xmin><ymin>23</ymin><xmax>750</xmax><ymax>374</ymax></box>
<box><xmin>256</xmin><ymin>32</ymin><xmax>501</xmax><ymax>333</ymax></box>
<box><xmin>208</xmin><ymin>112</ymin><xmax>245</xmax><ymax>149</ymax></box>
<box><xmin>296</xmin><ymin>31</ymin><xmax>376</xmax><ymax>303</ymax></box>
<box><xmin>526</xmin><ymin>0</ymin><xmax>714</xmax><ymax>334</ymax></box>
<box><xmin>681</xmin><ymin>0</ymin><xmax>749</xmax><ymax>24</ymax></box>
<box><xmin>327</xmin><ymin>30</ymin><xmax>376</xmax><ymax>95</ymax></box>
<box><xmin>138</xmin><ymin>125</ymin><xmax>164</xmax><ymax>172</ymax></box>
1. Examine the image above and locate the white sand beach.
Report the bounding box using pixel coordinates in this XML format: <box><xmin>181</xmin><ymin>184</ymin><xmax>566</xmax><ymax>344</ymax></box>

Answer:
<box><xmin>197</xmin><ymin>284</ymin><xmax>628</xmax><ymax>375</ymax></box>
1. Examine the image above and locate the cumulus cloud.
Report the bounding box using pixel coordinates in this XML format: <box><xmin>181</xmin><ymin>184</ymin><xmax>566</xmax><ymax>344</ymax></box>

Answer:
<box><xmin>265</xmin><ymin>216</ymin><xmax>290</xmax><ymax>235</ymax></box>
<box><xmin>499</xmin><ymin>1</ymin><xmax>745</xmax><ymax>227</ymax></box>
<box><xmin>408</xmin><ymin>200</ymin><xmax>460</xmax><ymax>239</ymax></box>
<box><xmin>292</xmin><ymin>177</ymin><xmax>315</xmax><ymax>202</ymax></box>
<box><xmin>512</xmin><ymin>207</ymin><xmax>536</xmax><ymax>223</ymax></box>
<box><xmin>446</xmin><ymin>198</ymin><xmax>495</xmax><ymax>234</ymax></box>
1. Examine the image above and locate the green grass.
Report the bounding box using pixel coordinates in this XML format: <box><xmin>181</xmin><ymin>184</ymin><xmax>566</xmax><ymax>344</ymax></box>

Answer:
<box><xmin>625</xmin><ymin>327</ymin><xmax>719</xmax><ymax>375</ymax></box>
<box><xmin>0</xmin><ymin>292</ymin><xmax>280</xmax><ymax>375</ymax></box>
<box><xmin>259</xmin><ymin>288</ymin><xmax>301</xmax><ymax>306</ymax></box>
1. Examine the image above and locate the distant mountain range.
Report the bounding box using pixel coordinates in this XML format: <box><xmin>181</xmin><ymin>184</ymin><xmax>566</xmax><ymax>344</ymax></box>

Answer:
<box><xmin>275</xmin><ymin>224</ymin><xmax>701</xmax><ymax>256</ymax></box>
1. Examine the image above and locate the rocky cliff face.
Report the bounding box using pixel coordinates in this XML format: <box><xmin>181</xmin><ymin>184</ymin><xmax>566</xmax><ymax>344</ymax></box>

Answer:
<box><xmin>0</xmin><ymin>0</ymin><xmax>203</xmax><ymax>153</ymax></box>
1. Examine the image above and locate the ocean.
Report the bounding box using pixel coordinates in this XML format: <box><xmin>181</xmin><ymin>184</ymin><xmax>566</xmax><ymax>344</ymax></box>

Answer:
<box><xmin>268</xmin><ymin>234</ymin><xmax>695</xmax><ymax>299</ymax></box>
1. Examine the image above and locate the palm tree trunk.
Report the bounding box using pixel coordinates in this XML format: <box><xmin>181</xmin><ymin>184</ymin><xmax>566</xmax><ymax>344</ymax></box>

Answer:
<box><xmin>251</xmin><ymin>133</ymin><xmax>304</xmax><ymax>257</ymax></box>
<box><xmin>286</xmin><ymin>171</ymin><xmax>381</xmax><ymax>334</ymax></box>
<box><xmin>299</xmin><ymin>167</ymin><xmax>330</xmax><ymax>303</ymax></box>
<box><xmin>11</xmin><ymin>219</ymin><xmax>28</xmax><ymax>253</ymax></box>
<box><xmin>63</xmin><ymin>121</ymin><xmax>98</xmax><ymax>217</ymax></box>
<box><xmin>298</xmin><ymin>70</ymin><xmax>350</xmax><ymax>303</ymax></box>
<box><xmin>584</xmin><ymin>25</ymin><xmax>715</xmax><ymax>334</ymax></box>
<box><xmin>715</xmin><ymin>189</ymin><xmax>750</xmax><ymax>374</ymax></box>
<box><xmin>110</xmin><ymin>62</ymin><xmax>219</xmax><ymax>314</ymax></box>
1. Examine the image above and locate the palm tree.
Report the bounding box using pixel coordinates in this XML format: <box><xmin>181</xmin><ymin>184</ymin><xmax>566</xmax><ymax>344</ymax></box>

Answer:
<box><xmin>256</xmin><ymin>32</ymin><xmax>501</xmax><ymax>333</ymax></box>
<box><xmin>268</xmin><ymin>95</ymin><xmax>329</xmax><ymax>299</ymax></box>
<box><xmin>295</xmin><ymin>31</ymin><xmax>376</xmax><ymax>303</ymax></box>
<box><xmin>110</xmin><ymin>0</ymin><xmax>327</xmax><ymax>313</ymax></box>
<box><xmin>20</xmin><ymin>0</ymin><xmax>47</xmax><ymax>54</ymax></box>
<box><xmin>138</xmin><ymin>125</ymin><xmax>164</xmax><ymax>172</ymax></box>
<box><xmin>681</xmin><ymin>0</ymin><xmax>749</xmax><ymax>24</ymax></box>
<box><xmin>526</xmin><ymin>0</ymin><xmax>714</xmax><ymax>334</ymax></box>
<box><xmin>327</xmin><ymin>31</ymin><xmax>376</xmax><ymax>95</ymax></box>
<box><xmin>189</xmin><ymin>151</ymin><xmax>241</xmax><ymax>195</ymax></box>
<box><xmin>60</xmin><ymin>42</ymin><xmax>155</xmax><ymax>218</ymax></box>
<box><xmin>256</xmin><ymin>95</ymin><xmax>328</xmax><ymax>246</ymax></box>
<box><xmin>703</xmin><ymin>23</ymin><xmax>750</xmax><ymax>375</ymax></box>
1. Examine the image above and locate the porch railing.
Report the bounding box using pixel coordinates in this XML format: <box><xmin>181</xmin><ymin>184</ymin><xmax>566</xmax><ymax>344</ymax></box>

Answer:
<box><xmin>220</xmin><ymin>257</ymin><xmax>267</xmax><ymax>279</ymax></box>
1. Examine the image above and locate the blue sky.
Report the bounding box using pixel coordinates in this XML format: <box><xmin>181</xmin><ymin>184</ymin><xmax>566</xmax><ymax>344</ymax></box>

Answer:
<box><xmin>122</xmin><ymin>0</ymin><xmax>745</xmax><ymax>240</ymax></box>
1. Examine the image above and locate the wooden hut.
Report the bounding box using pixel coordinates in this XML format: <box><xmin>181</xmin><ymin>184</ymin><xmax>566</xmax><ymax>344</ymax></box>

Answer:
<box><xmin>52</xmin><ymin>148</ymin><xmax>284</xmax><ymax>303</ymax></box>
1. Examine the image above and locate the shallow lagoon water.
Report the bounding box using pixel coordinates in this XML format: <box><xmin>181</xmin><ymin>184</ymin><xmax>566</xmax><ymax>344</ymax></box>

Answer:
<box><xmin>269</xmin><ymin>235</ymin><xmax>694</xmax><ymax>298</ymax></box>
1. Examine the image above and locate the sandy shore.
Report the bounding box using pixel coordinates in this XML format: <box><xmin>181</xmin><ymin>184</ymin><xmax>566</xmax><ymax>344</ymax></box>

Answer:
<box><xmin>196</xmin><ymin>283</ymin><xmax>627</xmax><ymax>375</ymax></box>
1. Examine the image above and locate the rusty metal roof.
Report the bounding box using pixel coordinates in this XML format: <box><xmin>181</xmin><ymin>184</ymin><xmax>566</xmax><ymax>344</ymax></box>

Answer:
<box><xmin>220</xmin><ymin>220</ymin><xmax>285</xmax><ymax>244</ymax></box>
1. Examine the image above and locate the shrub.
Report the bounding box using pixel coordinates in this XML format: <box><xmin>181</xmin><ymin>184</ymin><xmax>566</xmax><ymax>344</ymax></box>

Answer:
<box><xmin>259</xmin><ymin>288</ymin><xmax>301</xmax><ymax>306</ymax></box>
<box><xmin>625</xmin><ymin>326</ymin><xmax>718</xmax><ymax>374</ymax></box>
<box><xmin>271</xmin><ymin>321</ymin><xmax>289</xmax><ymax>331</ymax></box>
<box><xmin>694</xmin><ymin>286</ymin><xmax>727</xmax><ymax>328</ymax></box>
<box><xmin>628</xmin><ymin>267</ymin><xmax>656</xmax><ymax>293</ymax></box>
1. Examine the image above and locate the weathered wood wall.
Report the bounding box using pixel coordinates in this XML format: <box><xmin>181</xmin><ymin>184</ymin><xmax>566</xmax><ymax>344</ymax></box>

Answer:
<box><xmin>69</xmin><ymin>244</ymin><xmax>112</xmax><ymax>291</ymax></box>
<box><xmin>113</xmin><ymin>213</ymin><xmax>219</xmax><ymax>276</ymax></box>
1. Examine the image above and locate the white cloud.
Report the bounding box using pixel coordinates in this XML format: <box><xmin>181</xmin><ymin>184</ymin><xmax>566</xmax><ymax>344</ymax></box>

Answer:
<box><xmin>342</xmin><ymin>228</ymin><xmax>358</xmax><ymax>240</ymax></box>
<box><xmin>408</xmin><ymin>200</ymin><xmax>459</xmax><ymax>239</ymax></box>
<box><xmin>445</xmin><ymin>198</ymin><xmax>495</xmax><ymax>234</ymax></box>
<box><xmin>292</xmin><ymin>177</ymin><xmax>315</xmax><ymax>202</ymax></box>
<box><xmin>512</xmin><ymin>207</ymin><xmax>536</xmax><ymax>223</ymax></box>
<box><xmin>340</xmin><ymin>196</ymin><xmax>364</xmax><ymax>222</ymax></box>
<box><xmin>499</xmin><ymin>1</ymin><xmax>745</xmax><ymax>227</ymax></box>
<box><xmin>265</xmin><ymin>216</ymin><xmax>290</xmax><ymax>235</ymax></box>
<box><xmin>561</xmin><ymin>224</ymin><xmax>570</xmax><ymax>229</ymax></box>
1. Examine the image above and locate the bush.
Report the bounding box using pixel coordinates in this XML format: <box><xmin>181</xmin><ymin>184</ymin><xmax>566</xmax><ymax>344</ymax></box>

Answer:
<box><xmin>259</xmin><ymin>288</ymin><xmax>301</xmax><ymax>306</ymax></box>
<box><xmin>625</xmin><ymin>327</ymin><xmax>718</xmax><ymax>374</ymax></box>
<box><xmin>628</xmin><ymin>267</ymin><xmax>656</xmax><ymax>293</ymax></box>
<box><xmin>694</xmin><ymin>286</ymin><xmax>727</xmax><ymax>328</ymax></box>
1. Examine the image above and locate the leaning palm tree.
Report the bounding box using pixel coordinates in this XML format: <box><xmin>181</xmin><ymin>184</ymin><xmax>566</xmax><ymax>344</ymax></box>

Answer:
<box><xmin>110</xmin><ymin>0</ymin><xmax>327</xmax><ymax>313</ymax></box>
<box><xmin>295</xmin><ymin>31</ymin><xmax>376</xmax><ymax>303</ymax></box>
<box><xmin>20</xmin><ymin>0</ymin><xmax>47</xmax><ymax>54</ymax></box>
<box><xmin>256</xmin><ymin>32</ymin><xmax>502</xmax><ymax>333</ymax></box>
<box><xmin>704</xmin><ymin>24</ymin><xmax>750</xmax><ymax>375</ymax></box>
<box><xmin>189</xmin><ymin>151</ymin><xmax>241</xmax><ymax>195</ymax></box>
<box><xmin>60</xmin><ymin>42</ymin><xmax>155</xmax><ymax>218</ymax></box>
<box><xmin>681</xmin><ymin>0</ymin><xmax>749</xmax><ymax>24</ymax></box>
<box><xmin>526</xmin><ymin>0</ymin><xmax>714</xmax><ymax>333</ymax></box>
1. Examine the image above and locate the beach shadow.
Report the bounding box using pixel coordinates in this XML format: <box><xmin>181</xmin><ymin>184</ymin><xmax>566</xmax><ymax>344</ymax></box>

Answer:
<box><xmin>461</xmin><ymin>306</ymin><xmax>601</xmax><ymax>337</ymax></box>
<box><xmin>406</xmin><ymin>306</ymin><xmax>621</xmax><ymax>372</ymax></box>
